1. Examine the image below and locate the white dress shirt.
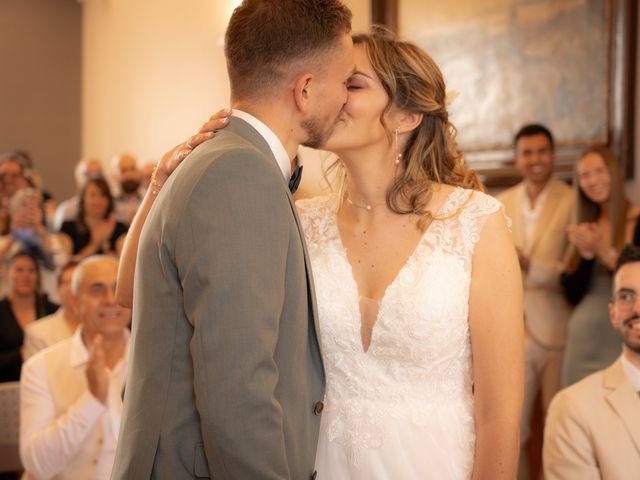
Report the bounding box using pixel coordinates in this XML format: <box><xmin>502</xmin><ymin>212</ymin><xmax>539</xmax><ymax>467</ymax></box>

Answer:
<box><xmin>23</xmin><ymin>309</ymin><xmax>75</xmax><ymax>360</ymax></box>
<box><xmin>620</xmin><ymin>353</ymin><xmax>640</xmax><ymax>392</ymax></box>
<box><xmin>520</xmin><ymin>183</ymin><xmax>554</xmax><ymax>287</ymax></box>
<box><xmin>20</xmin><ymin>327</ymin><xmax>129</xmax><ymax>480</ymax></box>
<box><xmin>232</xmin><ymin>109</ymin><xmax>291</xmax><ymax>180</ymax></box>
<box><xmin>520</xmin><ymin>182</ymin><xmax>550</xmax><ymax>248</ymax></box>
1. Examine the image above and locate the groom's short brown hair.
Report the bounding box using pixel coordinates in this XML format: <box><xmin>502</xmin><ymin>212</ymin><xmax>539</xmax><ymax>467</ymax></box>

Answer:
<box><xmin>225</xmin><ymin>0</ymin><xmax>352</xmax><ymax>100</ymax></box>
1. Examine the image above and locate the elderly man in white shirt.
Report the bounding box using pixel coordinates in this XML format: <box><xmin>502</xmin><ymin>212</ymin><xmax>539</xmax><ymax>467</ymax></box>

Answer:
<box><xmin>19</xmin><ymin>255</ymin><xmax>130</xmax><ymax>480</ymax></box>
<box><xmin>23</xmin><ymin>261</ymin><xmax>79</xmax><ymax>359</ymax></box>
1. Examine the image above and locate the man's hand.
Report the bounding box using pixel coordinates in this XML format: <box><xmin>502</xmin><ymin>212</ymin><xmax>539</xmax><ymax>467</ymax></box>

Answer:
<box><xmin>86</xmin><ymin>334</ymin><xmax>109</xmax><ymax>404</ymax></box>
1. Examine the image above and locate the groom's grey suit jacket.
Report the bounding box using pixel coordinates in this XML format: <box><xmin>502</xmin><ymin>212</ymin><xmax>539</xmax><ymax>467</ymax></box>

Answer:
<box><xmin>111</xmin><ymin>117</ymin><xmax>324</xmax><ymax>480</ymax></box>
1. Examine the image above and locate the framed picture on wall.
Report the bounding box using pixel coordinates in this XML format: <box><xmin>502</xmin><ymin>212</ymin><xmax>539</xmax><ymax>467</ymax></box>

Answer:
<box><xmin>371</xmin><ymin>0</ymin><xmax>636</xmax><ymax>185</ymax></box>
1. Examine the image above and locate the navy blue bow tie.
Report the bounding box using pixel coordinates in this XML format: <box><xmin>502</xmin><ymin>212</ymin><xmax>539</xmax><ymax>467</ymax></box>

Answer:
<box><xmin>289</xmin><ymin>165</ymin><xmax>303</xmax><ymax>194</ymax></box>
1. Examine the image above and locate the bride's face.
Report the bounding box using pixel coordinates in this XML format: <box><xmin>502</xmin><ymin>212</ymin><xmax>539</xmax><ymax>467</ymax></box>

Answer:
<box><xmin>323</xmin><ymin>44</ymin><xmax>392</xmax><ymax>156</ymax></box>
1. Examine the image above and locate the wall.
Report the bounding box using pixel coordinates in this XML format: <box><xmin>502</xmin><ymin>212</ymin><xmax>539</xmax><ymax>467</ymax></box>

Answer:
<box><xmin>82</xmin><ymin>0</ymin><xmax>371</xmax><ymax>170</ymax></box>
<box><xmin>631</xmin><ymin>1</ymin><xmax>640</xmax><ymax>203</ymax></box>
<box><xmin>0</xmin><ymin>0</ymin><xmax>81</xmax><ymax>200</ymax></box>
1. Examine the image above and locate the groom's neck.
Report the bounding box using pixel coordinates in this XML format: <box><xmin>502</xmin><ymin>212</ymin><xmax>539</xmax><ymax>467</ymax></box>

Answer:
<box><xmin>232</xmin><ymin>99</ymin><xmax>300</xmax><ymax>162</ymax></box>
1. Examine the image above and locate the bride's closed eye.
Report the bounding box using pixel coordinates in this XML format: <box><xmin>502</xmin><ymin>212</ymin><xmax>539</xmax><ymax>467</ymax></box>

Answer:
<box><xmin>346</xmin><ymin>78</ymin><xmax>366</xmax><ymax>91</ymax></box>
<box><xmin>347</xmin><ymin>71</ymin><xmax>373</xmax><ymax>91</ymax></box>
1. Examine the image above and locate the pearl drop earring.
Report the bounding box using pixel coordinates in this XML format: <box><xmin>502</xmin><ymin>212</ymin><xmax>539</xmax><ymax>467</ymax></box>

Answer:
<box><xmin>395</xmin><ymin>128</ymin><xmax>402</xmax><ymax>165</ymax></box>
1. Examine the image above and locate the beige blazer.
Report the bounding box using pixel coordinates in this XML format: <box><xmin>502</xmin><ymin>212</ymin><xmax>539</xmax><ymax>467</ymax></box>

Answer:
<box><xmin>111</xmin><ymin>118</ymin><xmax>324</xmax><ymax>480</ymax></box>
<box><xmin>497</xmin><ymin>179</ymin><xmax>574</xmax><ymax>347</ymax></box>
<box><xmin>543</xmin><ymin>358</ymin><xmax>640</xmax><ymax>480</ymax></box>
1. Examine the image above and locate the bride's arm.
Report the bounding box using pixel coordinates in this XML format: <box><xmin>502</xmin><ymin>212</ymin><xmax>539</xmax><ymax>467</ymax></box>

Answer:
<box><xmin>115</xmin><ymin>110</ymin><xmax>230</xmax><ymax>307</ymax></box>
<box><xmin>468</xmin><ymin>210</ymin><xmax>524</xmax><ymax>479</ymax></box>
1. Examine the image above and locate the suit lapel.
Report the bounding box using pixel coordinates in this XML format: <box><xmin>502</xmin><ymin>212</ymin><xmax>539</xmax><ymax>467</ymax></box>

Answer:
<box><xmin>226</xmin><ymin>118</ymin><xmax>323</xmax><ymax>375</ymax></box>
<box><xmin>284</xmin><ymin>194</ymin><xmax>321</xmax><ymax>336</ymax></box>
<box><xmin>604</xmin><ymin>360</ymin><xmax>640</xmax><ymax>455</ymax></box>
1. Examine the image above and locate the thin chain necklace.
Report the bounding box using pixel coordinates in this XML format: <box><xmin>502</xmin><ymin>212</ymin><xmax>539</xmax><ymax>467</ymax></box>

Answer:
<box><xmin>345</xmin><ymin>195</ymin><xmax>386</xmax><ymax>211</ymax></box>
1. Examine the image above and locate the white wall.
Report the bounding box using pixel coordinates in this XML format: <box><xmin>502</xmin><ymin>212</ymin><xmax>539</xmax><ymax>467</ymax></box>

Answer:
<box><xmin>82</xmin><ymin>0</ymin><xmax>371</xmax><ymax>166</ymax></box>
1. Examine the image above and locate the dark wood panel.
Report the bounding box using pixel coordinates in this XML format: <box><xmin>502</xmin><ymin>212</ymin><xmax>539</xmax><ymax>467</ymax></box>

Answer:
<box><xmin>371</xmin><ymin>0</ymin><xmax>636</xmax><ymax>185</ymax></box>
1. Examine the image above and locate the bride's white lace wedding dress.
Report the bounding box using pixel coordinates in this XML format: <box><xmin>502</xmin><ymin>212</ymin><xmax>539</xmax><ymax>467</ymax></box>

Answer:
<box><xmin>297</xmin><ymin>188</ymin><xmax>502</xmax><ymax>480</ymax></box>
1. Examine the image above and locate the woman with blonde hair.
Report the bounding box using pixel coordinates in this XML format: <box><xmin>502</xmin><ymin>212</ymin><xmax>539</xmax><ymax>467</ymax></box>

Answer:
<box><xmin>0</xmin><ymin>251</ymin><xmax>58</xmax><ymax>382</ymax></box>
<box><xmin>119</xmin><ymin>28</ymin><xmax>523</xmax><ymax>479</ymax></box>
<box><xmin>562</xmin><ymin>145</ymin><xmax>640</xmax><ymax>386</ymax></box>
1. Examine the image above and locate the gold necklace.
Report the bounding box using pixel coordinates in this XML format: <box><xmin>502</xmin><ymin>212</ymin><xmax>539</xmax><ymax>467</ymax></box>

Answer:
<box><xmin>345</xmin><ymin>195</ymin><xmax>386</xmax><ymax>211</ymax></box>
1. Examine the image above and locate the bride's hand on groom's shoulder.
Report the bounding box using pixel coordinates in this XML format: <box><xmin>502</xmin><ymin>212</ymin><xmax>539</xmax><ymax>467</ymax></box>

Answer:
<box><xmin>157</xmin><ymin>108</ymin><xmax>232</xmax><ymax>183</ymax></box>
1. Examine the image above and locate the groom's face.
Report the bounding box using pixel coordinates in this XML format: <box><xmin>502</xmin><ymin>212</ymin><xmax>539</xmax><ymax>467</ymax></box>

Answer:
<box><xmin>301</xmin><ymin>33</ymin><xmax>354</xmax><ymax>149</ymax></box>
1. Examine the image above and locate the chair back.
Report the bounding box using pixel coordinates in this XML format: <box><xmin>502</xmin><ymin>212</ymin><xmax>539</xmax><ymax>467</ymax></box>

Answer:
<box><xmin>0</xmin><ymin>381</ymin><xmax>22</xmax><ymax>473</ymax></box>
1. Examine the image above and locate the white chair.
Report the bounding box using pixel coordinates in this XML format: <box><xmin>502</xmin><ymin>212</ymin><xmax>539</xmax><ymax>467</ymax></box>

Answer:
<box><xmin>0</xmin><ymin>381</ymin><xmax>22</xmax><ymax>473</ymax></box>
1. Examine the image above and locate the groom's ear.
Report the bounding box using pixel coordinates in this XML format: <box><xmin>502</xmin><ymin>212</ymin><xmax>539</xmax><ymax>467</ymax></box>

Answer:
<box><xmin>293</xmin><ymin>72</ymin><xmax>314</xmax><ymax>114</ymax></box>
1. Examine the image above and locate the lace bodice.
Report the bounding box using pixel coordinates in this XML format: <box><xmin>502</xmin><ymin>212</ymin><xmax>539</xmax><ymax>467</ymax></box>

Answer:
<box><xmin>297</xmin><ymin>188</ymin><xmax>502</xmax><ymax>467</ymax></box>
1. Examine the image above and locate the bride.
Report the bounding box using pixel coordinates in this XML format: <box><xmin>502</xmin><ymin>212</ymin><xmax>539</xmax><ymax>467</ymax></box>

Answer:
<box><xmin>118</xmin><ymin>29</ymin><xmax>523</xmax><ymax>479</ymax></box>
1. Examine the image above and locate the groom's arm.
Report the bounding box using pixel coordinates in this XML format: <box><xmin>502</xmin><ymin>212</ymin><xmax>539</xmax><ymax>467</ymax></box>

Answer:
<box><xmin>179</xmin><ymin>150</ymin><xmax>291</xmax><ymax>479</ymax></box>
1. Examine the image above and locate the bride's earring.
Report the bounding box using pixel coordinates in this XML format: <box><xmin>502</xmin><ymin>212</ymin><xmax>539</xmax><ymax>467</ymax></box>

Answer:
<box><xmin>394</xmin><ymin>128</ymin><xmax>402</xmax><ymax>165</ymax></box>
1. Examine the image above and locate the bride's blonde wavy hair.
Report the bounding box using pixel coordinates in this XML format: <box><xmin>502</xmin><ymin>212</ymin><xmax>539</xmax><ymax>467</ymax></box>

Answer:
<box><xmin>329</xmin><ymin>27</ymin><xmax>482</xmax><ymax>229</ymax></box>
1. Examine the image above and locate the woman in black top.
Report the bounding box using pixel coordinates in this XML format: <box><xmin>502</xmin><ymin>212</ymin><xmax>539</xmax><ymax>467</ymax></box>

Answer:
<box><xmin>59</xmin><ymin>177</ymin><xmax>127</xmax><ymax>260</ymax></box>
<box><xmin>0</xmin><ymin>251</ymin><xmax>58</xmax><ymax>382</ymax></box>
<box><xmin>561</xmin><ymin>146</ymin><xmax>640</xmax><ymax>386</ymax></box>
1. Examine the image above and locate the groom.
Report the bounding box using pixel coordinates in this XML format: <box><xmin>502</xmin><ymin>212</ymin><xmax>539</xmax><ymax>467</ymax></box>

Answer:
<box><xmin>111</xmin><ymin>1</ymin><xmax>354</xmax><ymax>479</ymax></box>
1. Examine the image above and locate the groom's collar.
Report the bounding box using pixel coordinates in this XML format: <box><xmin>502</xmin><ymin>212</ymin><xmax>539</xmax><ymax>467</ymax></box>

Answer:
<box><xmin>231</xmin><ymin>109</ymin><xmax>290</xmax><ymax>180</ymax></box>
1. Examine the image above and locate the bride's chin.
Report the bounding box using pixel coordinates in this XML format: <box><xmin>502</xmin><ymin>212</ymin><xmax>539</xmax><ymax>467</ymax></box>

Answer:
<box><xmin>323</xmin><ymin>133</ymin><xmax>350</xmax><ymax>155</ymax></box>
<box><xmin>322</xmin><ymin>141</ymin><xmax>346</xmax><ymax>158</ymax></box>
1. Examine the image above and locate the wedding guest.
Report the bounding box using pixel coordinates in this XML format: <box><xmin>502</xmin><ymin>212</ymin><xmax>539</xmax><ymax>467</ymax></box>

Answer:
<box><xmin>110</xmin><ymin>153</ymin><xmax>142</xmax><ymax>226</ymax></box>
<box><xmin>53</xmin><ymin>158</ymin><xmax>105</xmax><ymax>231</ymax></box>
<box><xmin>562</xmin><ymin>146</ymin><xmax>640</xmax><ymax>386</ymax></box>
<box><xmin>20</xmin><ymin>256</ymin><xmax>130</xmax><ymax>480</ymax></box>
<box><xmin>59</xmin><ymin>178</ymin><xmax>127</xmax><ymax>260</ymax></box>
<box><xmin>0</xmin><ymin>188</ymin><xmax>71</xmax><ymax>303</ymax></box>
<box><xmin>23</xmin><ymin>261</ymin><xmax>79</xmax><ymax>359</ymax></box>
<box><xmin>0</xmin><ymin>156</ymin><xmax>29</xmax><ymax>200</ymax></box>
<box><xmin>544</xmin><ymin>244</ymin><xmax>640</xmax><ymax>479</ymax></box>
<box><xmin>0</xmin><ymin>252</ymin><xmax>58</xmax><ymax>382</ymax></box>
<box><xmin>497</xmin><ymin>124</ymin><xmax>574</xmax><ymax>479</ymax></box>
<box><xmin>1</xmin><ymin>149</ymin><xmax>56</xmax><ymax>218</ymax></box>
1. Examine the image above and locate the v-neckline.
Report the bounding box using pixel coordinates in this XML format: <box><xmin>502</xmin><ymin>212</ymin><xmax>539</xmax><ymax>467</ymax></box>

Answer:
<box><xmin>332</xmin><ymin>187</ymin><xmax>463</xmax><ymax>353</ymax></box>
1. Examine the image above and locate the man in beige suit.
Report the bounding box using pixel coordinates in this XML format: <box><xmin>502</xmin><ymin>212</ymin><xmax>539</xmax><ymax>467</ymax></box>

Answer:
<box><xmin>111</xmin><ymin>1</ymin><xmax>355</xmax><ymax>479</ymax></box>
<box><xmin>544</xmin><ymin>244</ymin><xmax>640</xmax><ymax>479</ymax></box>
<box><xmin>497</xmin><ymin>124</ymin><xmax>574</xmax><ymax>478</ymax></box>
